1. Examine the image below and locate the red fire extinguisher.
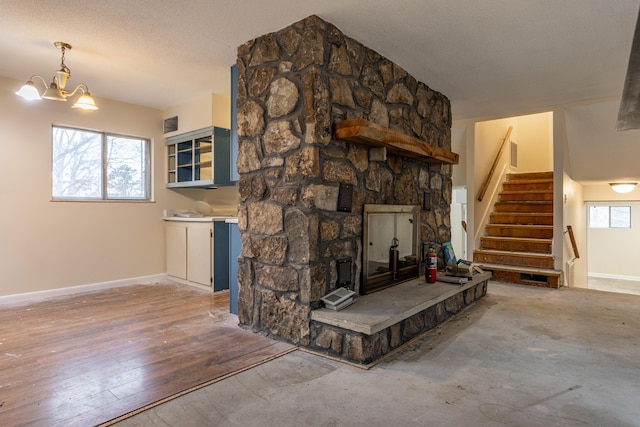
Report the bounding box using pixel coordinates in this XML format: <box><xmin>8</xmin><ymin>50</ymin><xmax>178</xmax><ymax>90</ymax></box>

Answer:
<box><xmin>426</xmin><ymin>247</ymin><xmax>437</xmax><ymax>283</ymax></box>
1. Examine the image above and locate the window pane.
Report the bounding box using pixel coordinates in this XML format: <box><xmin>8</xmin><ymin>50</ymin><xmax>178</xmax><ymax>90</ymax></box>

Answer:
<box><xmin>589</xmin><ymin>206</ymin><xmax>609</xmax><ymax>228</ymax></box>
<box><xmin>52</xmin><ymin>127</ymin><xmax>102</xmax><ymax>199</ymax></box>
<box><xmin>106</xmin><ymin>136</ymin><xmax>148</xmax><ymax>199</ymax></box>
<box><xmin>610</xmin><ymin>206</ymin><xmax>631</xmax><ymax>228</ymax></box>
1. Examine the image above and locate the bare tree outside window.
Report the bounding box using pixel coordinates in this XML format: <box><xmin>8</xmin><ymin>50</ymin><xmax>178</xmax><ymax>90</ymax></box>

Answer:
<box><xmin>107</xmin><ymin>136</ymin><xmax>147</xmax><ymax>199</ymax></box>
<box><xmin>52</xmin><ymin>126</ymin><xmax>150</xmax><ymax>201</ymax></box>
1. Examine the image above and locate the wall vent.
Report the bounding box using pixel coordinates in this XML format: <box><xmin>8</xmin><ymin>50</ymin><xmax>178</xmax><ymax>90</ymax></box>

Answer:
<box><xmin>520</xmin><ymin>273</ymin><xmax>547</xmax><ymax>284</ymax></box>
<box><xmin>163</xmin><ymin>116</ymin><xmax>178</xmax><ymax>134</ymax></box>
<box><xmin>510</xmin><ymin>140</ymin><xmax>518</xmax><ymax>168</ymax></box>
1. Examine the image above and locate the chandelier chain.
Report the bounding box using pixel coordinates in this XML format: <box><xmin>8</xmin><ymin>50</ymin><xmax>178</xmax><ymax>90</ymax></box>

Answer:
<box><xmin>59</xmin><ymin>44</ymin><xmax>71</xmax><ymax>75</ymax></box>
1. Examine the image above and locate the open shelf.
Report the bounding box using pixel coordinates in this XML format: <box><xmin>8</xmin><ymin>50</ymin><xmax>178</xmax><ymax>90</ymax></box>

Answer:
<box><xmin>165</xmin><ymin>127</ymin><xmax>233</xmax><ymax>188</ymax></box>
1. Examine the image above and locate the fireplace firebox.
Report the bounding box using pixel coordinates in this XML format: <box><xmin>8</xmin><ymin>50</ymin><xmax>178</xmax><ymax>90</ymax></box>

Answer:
<box><xmin>362</xmin><ymin>204</ymin><xmax>420</xmax><ymax>294</ymax></box>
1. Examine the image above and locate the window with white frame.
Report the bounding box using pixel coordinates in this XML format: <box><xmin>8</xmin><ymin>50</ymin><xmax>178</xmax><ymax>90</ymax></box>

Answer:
<box><xmin>589</xmin><ymin>205</ymin><xmax>631</xmax><ymax>229</ymax></box>
<box><xmin>52</xmin><ymin>126</ymin><xmax>150</xmax><ymax>200</ymax></box>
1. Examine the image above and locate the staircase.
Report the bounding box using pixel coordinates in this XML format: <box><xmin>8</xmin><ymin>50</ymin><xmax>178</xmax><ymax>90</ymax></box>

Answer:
<box><xmin>473</xmin><ymin>172</ymin><xmax>562</xmax><ymax>288</ymax></box>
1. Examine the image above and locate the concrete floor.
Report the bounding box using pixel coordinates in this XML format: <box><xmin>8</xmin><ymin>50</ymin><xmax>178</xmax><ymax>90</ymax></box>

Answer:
<box><xmin>113</xmin><ymin>282</ymin><xmax>640</xmax><ymax>427</ymax></box>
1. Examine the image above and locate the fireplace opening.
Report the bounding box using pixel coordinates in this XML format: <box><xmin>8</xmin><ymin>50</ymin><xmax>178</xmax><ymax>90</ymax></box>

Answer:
<box><xmin>362</xmin><ymin>204</ymin><xmax>420</xmax><ymax>294</ymax></box>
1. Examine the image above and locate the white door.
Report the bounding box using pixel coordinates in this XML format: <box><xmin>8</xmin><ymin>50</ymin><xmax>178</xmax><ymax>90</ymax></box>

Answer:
<box><xmin>187</xmin><ymin>223</ymin><xmax>213</xmax><ymax>287</ymax></box>
<box><xmin>166</xmin><ymin>224</ymin><xmax>187</xmax><ymax>280</ymax></box>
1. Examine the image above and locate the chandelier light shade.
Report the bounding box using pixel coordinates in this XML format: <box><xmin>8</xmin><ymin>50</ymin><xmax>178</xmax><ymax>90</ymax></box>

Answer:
<box><xmin>72</xmin><ymin>92</ymin><xmax>99</xmax><ymax>110</ymax></box>
<box><xmin>609</xmin><ymin>182</ymin><xmax>637</xmax><ymax>193</ymax></box>
<box><xmin>15</xmin><ymin>81</ymin><xmax>42</xmax><ymax>100</ymax></box>
<box><xmin>15</xmin><ymin>42</ymin><xmax>98</xmax><ymax>111</ymax></box>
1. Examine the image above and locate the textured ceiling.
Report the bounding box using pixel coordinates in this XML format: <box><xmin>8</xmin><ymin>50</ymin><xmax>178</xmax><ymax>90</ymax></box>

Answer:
<box><xmin>1</xmin><ymin>0</ymin><xmax>639</xmax><ymax>121</ymax></box>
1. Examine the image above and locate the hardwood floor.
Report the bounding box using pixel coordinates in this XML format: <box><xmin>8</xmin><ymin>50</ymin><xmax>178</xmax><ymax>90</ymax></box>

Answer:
<box><xmin>0</xmin><ymin>283</ymin><xmax>294</xmax><ymax>426</ymax></box>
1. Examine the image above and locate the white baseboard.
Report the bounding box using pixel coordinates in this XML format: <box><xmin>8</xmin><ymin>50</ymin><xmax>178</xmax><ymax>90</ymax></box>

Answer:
<box><xmin>588</xmin><ymin>273</ymin><xmax>640</xmax><ymax>282</ymax></box>
<box><xmin>165</xmin><ymin>275</ymin><xmax>215</xmax><ymax>292</ymax></box>
<box><xmin>0</xmin><ymin>274</ymin><xmax>169</xmax><ymax>306</ymax></box>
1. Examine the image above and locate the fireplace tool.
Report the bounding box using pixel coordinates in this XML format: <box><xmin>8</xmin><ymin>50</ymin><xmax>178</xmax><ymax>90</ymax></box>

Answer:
<box><xmin>389</xmin><ymin>237</ymin><xmax>399</xmax><ymax>279</ymax></box>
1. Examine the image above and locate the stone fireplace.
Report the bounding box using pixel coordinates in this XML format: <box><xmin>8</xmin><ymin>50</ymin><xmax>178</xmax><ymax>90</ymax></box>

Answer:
<box><xmin>235</xmin><ymin>15</ymin><xmax>486</xmax><ymax>363</ymax></box>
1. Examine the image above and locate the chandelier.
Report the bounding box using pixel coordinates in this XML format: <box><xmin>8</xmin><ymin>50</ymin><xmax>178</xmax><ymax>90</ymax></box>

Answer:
<box><xmin>15</xmin><ymin>41</ymin><xmax>98</xmax><ymax>110</ymax></box>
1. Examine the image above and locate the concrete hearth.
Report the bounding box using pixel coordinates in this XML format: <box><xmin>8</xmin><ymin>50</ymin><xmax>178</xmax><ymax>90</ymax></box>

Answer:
<box><xmin>309</xmin><ymin>272</ymin><xmax>491</xmax><ymax>365</ymax></box>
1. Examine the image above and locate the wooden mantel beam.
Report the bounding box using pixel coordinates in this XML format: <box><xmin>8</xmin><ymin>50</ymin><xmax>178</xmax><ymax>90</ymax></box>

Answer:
<box><xmin>333</xmin><ymin>119</ymin><xmax>459</xmax><ymax>164</ymax></box>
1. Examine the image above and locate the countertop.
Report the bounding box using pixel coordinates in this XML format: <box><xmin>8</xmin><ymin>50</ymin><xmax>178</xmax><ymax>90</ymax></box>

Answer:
<box><xmin>163</xmin><ymin>216</ymin><xmax>236</xmax><ymax>222</ymax></box>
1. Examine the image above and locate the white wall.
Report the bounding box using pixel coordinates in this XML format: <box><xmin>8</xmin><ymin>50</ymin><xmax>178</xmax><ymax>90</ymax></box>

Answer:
<box><xmin>586</xmin><ymin>201</ymin><xmax>640</xmax><ymax>280</ymax></box>
<box><xmin>473</xmin><ymin>117</ymin><xmax>514</xmax><ymax>248</ymax></box>
<box><xmin>163</xmin><ymin>93</ymin><xmax>231</xmax><ymax>138</ymax></box>
<box><xmin>451</xmin><ymin>124</ymin><xmax>467</xmax><ymax>187</ymax></box>
<box><xmin>511</xmin><ymin>112</ymin><xmax>554</xmax><ymax>173</ymax></box>
<box><xmin>450</xmin><ymin>124</ymin><xmax>468</xmax><ymax>259</ymax></box>
<box><xmin>556</xmin><ymin>106</ymin><xmax>587</xmax><ymax>287</ymax></box>
<box><xmin>583</xmin><ymin>183</ymin><xmax>640</xmax><ymax>281</ymax></box>
<box><xmin>561</xmin><ymin>176</ymin><xmax>587</xmax><ymax>287</ymax></box>
<box><xmin>0</xmin><ymin>76</ymin><xmax>235</xmax><ymax>297</ymax></box>
<box><xmin>450</xmin><ymin>188</ymin><xmax>467</xmax><ymax>260</ymax></box>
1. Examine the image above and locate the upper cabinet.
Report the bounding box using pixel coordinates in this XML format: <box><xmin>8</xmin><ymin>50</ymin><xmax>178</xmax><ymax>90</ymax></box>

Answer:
<box><xmin>166</xmin><ymin>126</ymin><xmax>233</xmax><ymax>188</ymax></box>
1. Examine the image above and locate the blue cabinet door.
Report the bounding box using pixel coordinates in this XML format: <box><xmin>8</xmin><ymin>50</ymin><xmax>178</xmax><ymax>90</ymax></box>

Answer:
<box><xmin>230</xmin><ymin>65</ymin><xmax>239</xmax><ymax>183</ymax></box>
<box><xmin>213</xmin><ymin>127</ymin><xmax>232</xmax><ymax>186</ymax></box>
<box><xmin>229</xmin><ymin>223</ymin><xmax>241</xmax><ymax>314</ymax></box>
<box><xmin>213</xmin><ymin>222</ymin><xmax>230</xmax><ymax>292</ymax></box>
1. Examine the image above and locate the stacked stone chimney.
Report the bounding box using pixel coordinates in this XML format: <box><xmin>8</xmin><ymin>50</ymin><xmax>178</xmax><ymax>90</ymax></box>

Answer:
<box><xmin>235</xmin><ymin>15</ymin><xmax>453</xmax><ymax>345</ymax></box>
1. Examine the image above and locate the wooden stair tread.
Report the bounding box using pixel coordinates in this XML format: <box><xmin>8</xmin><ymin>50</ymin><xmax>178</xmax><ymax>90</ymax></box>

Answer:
<box><xmin>481</xmin><ymin>236</ymin><xmax>552</xmax><ymax>243</ymax></box>
<box><xmin>492</xmin><ymin>212</ymin><xmax>552</xmax><ymax>216</ymax></box>
<box><xmin>499</xmin><ymin>192</ymin><xmax>553</xmax><ymax>201</ymax></box>
<box><xmin>505</xmin><ymin>178</ymin><xmax>553</xmax><ymax>184</ymax></box>
<box><xmin>487</xmin><ymin>224</ymin><xmax>553</xmax><ymax>229</ymax></box>
<box><xmin>479</xmin><ymin>171</ymin><xmax>558</xmax><ymax>287</ymax></box>
<box><xmin>490</xmin><ymin>212</ymin><xmax>553</xmax><ymax>225</ymax></box>
<box><xmin>490</xmin><ymin>211</ymin><xmax>553</xmax><ymax>225</ymax></box>
<box><xmin>501</xmin><ymin>190</ymin><xmax>553</xmax><ymax>194</ymax></box>
<box><xmin>503</xmin><ymin>180</ymin><xmax>553</xmax><ymax>189</ymax></box>
<box><xmin>480</xmin><ymin>236</ymin><xmax>552</xmax><ymax>253</ymax></box>
<box><xmin>476</xmin><ymin>262</ymin><xmax>562</xmax><ymax>276</ymax></box>
<box><xmin>507</xmin><ymin>172</ymin><xmax>554</xmax><ymax>180</ymax></box>
<box><xmin>474</xmin><ymin>249</ymin><xmax>553</xmax><ymax>258</ymax></box>
<box><xmin>494</xmin><ymin>202</ymin><xmax>553</xmax><ymax>212</ymax></box>
<box><xmin>496</xmin><ymin>201</ymin><xmax>553</xmax><ymax>205</ymax></box>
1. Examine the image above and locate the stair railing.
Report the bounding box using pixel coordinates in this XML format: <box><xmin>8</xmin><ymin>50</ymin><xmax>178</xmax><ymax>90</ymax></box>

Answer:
<box><xmin>477</xmin><ymin>126</ymin><xmax>513</xmax><ymax>202</ymax></box>
<box><xmin>565</xmin><ymin>225</ymin><xmax>580</xmax><ymax>259</ymax></box>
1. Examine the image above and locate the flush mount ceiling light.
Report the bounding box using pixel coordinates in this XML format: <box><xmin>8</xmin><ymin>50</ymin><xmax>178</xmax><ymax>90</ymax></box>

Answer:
<box><xmin>609</xmin><ymin>182</ymin><xmax>637</xmax><ymax>193</ymax></box>
<box><xmin>15</xmin><ymin>41</ymin><xmax>98</xmax><ymax>110</ymax></box>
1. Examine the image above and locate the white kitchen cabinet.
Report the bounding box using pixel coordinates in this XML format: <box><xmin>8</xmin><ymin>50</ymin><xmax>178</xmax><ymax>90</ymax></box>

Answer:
<box><xmin>186</xmin><ymin>222</ymin><xmax>213</xmax><ymax>287</ymax></box>
<box><xmin>165</xmin><ymin>223</ymin><xmax>188</xmax><ymax>280</ymax></box>
<box><xmin>166</xmin><ymin>221</ymin><xmax>213</xmax><ymax>289</ymax></box>
<box><xmin>165</xmin><ymin>218</ymin><xmax>232</xmax><ymax>292</ymax></box>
